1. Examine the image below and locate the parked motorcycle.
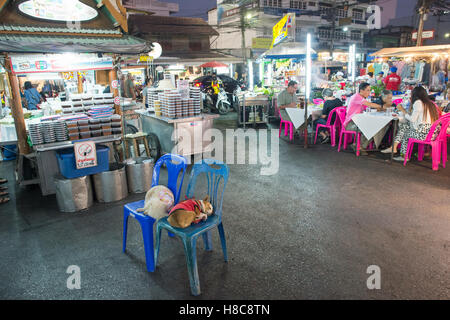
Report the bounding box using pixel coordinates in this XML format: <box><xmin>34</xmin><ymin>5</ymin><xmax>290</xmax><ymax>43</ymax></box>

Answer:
<box><xmin>202</xmin><ymin>86</ymin><xmax>231</xmax><ymax>115</ymax></box>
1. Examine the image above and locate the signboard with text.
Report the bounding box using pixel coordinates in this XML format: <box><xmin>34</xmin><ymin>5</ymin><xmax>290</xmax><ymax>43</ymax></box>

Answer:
<box><xmin>412</xmin><ymin>30</ymin><xmax>435</xmax><ymax>40</ymax></box>
<box><xmin>74</xmin><ymin>141</ymin><xmax>97</xmax><ymax>170</ymax></box>
<box><xmin>10</xmin><ymin>54</ymin><xmax>113</xmax><ymax>74</ymax></box>
<box><xmin>252</xmin><ymin>38</ymin><xmax>272</xmax><ymax>49</ymax></box>
<box><xmin>271</xmin><ymin>13</ymin><xmax>295</xmax><ymax>49</ymax></box>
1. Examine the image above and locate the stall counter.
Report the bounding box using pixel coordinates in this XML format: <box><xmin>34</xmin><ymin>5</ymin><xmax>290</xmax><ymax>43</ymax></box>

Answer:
<box><xmin>136</xmin><ymin>110</ymin><xmax>219</xmax><ymax>157</ymax></box>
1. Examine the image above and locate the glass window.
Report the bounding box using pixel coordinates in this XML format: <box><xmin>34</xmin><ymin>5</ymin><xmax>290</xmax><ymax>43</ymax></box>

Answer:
<box><xmin>264</xmin><ymin>0</ymin><xmax>282</xmax><ymax>7</ymax></box>
<box><xmin>290</xmin><ymin>1</ymin><xmax>307</xmax><ymax>9</ymax></box>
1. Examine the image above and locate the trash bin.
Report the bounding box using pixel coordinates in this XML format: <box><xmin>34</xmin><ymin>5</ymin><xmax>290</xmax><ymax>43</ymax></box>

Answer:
<box><xmin>54</xmin><ymin>175</ymin><xmax>93</xmax><ymax>212</ymax></box>
<box><xmin>92</xmin><ymin>163</ymin><xmax>128</xmax><ymax>203</ymax></box>
<box><xmin>125</xmin><ymin>157</ymin><xmax>154</xmax><ymax>194</ymax></box>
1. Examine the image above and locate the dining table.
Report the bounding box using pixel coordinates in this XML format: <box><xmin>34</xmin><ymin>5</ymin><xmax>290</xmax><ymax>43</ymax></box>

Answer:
<box><xmin>351</xmin><ymin>110</ymin><xmax>399</xmax><ymax>162</ymax></box>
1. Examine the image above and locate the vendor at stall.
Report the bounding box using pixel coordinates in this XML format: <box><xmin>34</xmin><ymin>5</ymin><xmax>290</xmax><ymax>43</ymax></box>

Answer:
<box><xmin>23</xmin><ymin>81</ymin><xmax>42</xmax><ymax>110</ymax></box>
<box><xmin>383</xmin><ymin>67</ymin><xmax>401</xmax><ymax>92</ymax></box>
<box><xmin>376</xmin><ymin>72</ymin><xmax>384</xmax><ymax>85</ymax></box>
<box><xmin>277</xmin><ymin>80</ymin><xmax>298</xmax><ymax>125</ymax></box>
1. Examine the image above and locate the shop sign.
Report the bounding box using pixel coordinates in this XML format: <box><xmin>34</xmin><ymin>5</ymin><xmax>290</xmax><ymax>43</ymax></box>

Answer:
<box><xmin>412</xmin><ymin>30</ymin><xmax>434</xmax><ymax>40</ymax></box>
<box><xmin>74</xmin><ymin>141</ymin><xmax>97</xmax><ymax>169</ymax></box>
<box><xmin>111</xmin><ymin>80</ymin><xmax>119</xmax><ymax>89</ymax></box>
<box><xmin>270</xmin><ymin>13</ymin><xmax>295</xmax><ymax>49</ymax></box>
<box><xmin>252</xmin><ymin>38</ymin><xmax>272</xmax><ymax>49</ymax></box>
<box><xmin>18</xmin><ymin>0</ymin><xmax>98</xmax><ymax>22</ymax></box>
<box><xmin>114</xmin><ymin>96</ymin><xmax>121</xmax><ymax>105</ymax></box>
<box><xmin>139</xmin><ymin>55</ymin><xmax>152</xmax><ymax>62</ymax></box>
<box><xmin>10</xmin><ymin>54</ymin><xmax>113</xmax><ymax>74</ymax></box>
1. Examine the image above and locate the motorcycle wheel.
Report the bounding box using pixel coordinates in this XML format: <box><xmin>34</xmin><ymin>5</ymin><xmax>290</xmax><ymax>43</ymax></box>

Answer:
<box><xmin>217</xmin><ymin>101</ymin><xmax>229</xmax><ymax>115</ymax></box>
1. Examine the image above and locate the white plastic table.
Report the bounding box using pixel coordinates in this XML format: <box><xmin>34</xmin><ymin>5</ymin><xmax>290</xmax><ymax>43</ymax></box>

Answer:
<box><xmin>286</xmin><ymin>107</ymin><xmax>322</xmax><ymax>130</ymax></box>
<box><xmin>351</xmin><ymin>111</ymin><xmax>399</xmax><ymax>162</ymax></box>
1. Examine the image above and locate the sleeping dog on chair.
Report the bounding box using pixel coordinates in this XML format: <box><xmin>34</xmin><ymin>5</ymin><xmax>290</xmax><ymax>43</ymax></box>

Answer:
<box><xmin>167</xmin><ymin>196</ymin><xmax>214</xmax><ymax>228</ymax></box>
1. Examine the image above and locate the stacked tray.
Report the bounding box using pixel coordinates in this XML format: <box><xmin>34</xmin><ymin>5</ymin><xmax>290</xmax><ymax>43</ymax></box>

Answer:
<box><xmin>190</xmin><ymin>87</ymin><xmax>202</xmax><ymax>115</ymax></box>
<box><xmin>28</xmin><ymin>123</ymin><xmax>44</xmax><ymax>145</ymax></box>
<box><xmin>41</xmin><ymin>122</ymin><xmax>56</xmax><ymax>143</ymax></box>
<box><xmin>53</xmin><ymin>121</ymin><xmax>68</xmax><ymax>142</ymax></box>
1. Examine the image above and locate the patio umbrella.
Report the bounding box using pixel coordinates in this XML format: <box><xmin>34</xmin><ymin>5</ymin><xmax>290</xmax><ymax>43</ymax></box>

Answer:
<box><xmin>199</xmin><ymin>61</ymin><xmax>229</xmax><ymax>68</ymax></box>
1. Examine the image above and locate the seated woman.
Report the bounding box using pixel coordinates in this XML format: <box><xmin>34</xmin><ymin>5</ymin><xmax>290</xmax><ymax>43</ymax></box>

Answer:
<box><xmin>313</xmin><ymin>88</ymin><xmax>343</xmax><ymax>144</ymax></box>
<box><xmin>381</xmin><ymin>86</ymin><xmax>440</xmax><ymax>161</ymax></box>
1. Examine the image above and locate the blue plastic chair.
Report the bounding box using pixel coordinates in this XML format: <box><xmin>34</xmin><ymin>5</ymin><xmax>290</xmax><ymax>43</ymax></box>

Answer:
<box><xmin>154</xmin><ymin>159</ymin><xmax>230</xmax><ymax>296</ymax></box>
<box><xmin>122</xmin><ymin>154</ymin><xmax>187</xmax><ymax>272</ymax></box>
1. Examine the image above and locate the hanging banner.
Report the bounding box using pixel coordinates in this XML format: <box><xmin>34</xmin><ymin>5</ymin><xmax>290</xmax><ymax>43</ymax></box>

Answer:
<box><xmin>270</xmin><ymin>13</ymin><xmax>295</xmax><ymax>49</ymax></box>
<box><xmin>74</xmin><ymin>141</ymin><xmax>97</xmax><ymax>169</ymax></box>
<box><xmin>10</xmin><ymin>53</ymin><xmax>113</xmax><ymax>74</ymax></box>
<box><xmin>252</xmin><ymin>38</ymin><xmax>272</xmax><ymax>49</ymax></box>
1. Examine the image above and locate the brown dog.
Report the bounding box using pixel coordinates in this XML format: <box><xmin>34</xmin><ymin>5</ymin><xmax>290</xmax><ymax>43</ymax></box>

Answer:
<box><xmin>167</xmin><ymin>196</ymin><xmax>214</xmax><ymax>228</ymax></box>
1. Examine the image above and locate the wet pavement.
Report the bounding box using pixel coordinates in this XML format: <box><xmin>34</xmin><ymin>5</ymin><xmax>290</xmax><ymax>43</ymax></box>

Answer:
<box><xmin>0</xmin><ymin>113</ymin><xmax>449</xmax><ymax>299</ymax></box>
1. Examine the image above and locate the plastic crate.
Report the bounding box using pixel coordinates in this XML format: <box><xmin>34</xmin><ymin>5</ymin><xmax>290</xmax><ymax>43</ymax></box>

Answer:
<box><xmin>55</xmin><ymin>145</ymin><xmax>109</xmax><ymax>179</ymax></box>
<box><xmin>1</xmin><ymin>144</ymin><xmax>17</xmax><ymax>161</ymax></box>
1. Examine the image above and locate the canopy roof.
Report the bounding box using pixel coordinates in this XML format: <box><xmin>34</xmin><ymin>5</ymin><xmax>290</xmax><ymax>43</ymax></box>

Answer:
<box><xmin>0</xmin><ymin>0</ymin><xmax>149</xmax><ymax>54</ymax></box>
<box><xmin>262</xmin><ymin>42</ymin><xmax>317</xmax><ymax>60</ymax></box>
<box><xmin>370</xmin><ymin>45</ymin><xmax>450</xmax><ymax>58</ymax></box>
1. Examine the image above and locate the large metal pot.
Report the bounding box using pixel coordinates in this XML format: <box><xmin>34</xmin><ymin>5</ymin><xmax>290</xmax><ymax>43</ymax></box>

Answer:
<box><xmin>125</xmin><ymin>157</ymin><xmax>154</xmax><ymax>194</ymax></box>
<box><xmin>54</xmin><ymin>175</ymin><xmax>93</xmax><ymax>212</ymax></box>
<box><xmin>92</xmin><ymin>163</ymin><xmax>128</xmax><ymax>203</ymax></box>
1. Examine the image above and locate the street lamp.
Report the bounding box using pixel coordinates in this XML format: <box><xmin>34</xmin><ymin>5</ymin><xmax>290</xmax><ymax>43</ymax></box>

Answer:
<box><xmin>306</xmin><ymin>33</ymin><xmax>312</xmax><ymax>101</ymax></box>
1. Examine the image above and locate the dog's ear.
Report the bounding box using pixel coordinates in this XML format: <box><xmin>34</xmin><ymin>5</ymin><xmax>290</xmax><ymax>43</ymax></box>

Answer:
<box><xmin>203</xmin><ymin>195</ymin><xmax>209</xmax><ymax>202</ymax></box>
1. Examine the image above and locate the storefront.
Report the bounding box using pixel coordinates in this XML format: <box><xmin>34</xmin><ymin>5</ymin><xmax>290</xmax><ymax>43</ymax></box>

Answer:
<box><xmin>0</xmin><ymin>0</ymin><xmax>149</xmax><ymax>199</ymax></box>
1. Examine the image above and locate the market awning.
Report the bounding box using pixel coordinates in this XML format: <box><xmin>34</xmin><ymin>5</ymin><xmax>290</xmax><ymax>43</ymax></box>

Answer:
<box><xmin>262</xmin><ymin>42</ymin><xmax>317</xmax><ymax>60</ymax></box>
<box><xmin>0</xmin><ymin>33</ymin><xmax>151</xmax><ymax>54</ymax></box>
<box><xmin>198</xmin><ymin>61</ymin><xmax>229</xmax><ymax>68</ymax></box>
<box><xmin>370</xmin><ymin>44</ymin><xmax>450</xmax><ymax>58</ymax></box>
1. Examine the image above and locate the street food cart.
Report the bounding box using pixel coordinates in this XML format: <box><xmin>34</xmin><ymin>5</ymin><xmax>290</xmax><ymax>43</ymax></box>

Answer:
<box><xmin>137</xmin><ymin>110</ymin><xmax>219</xmax><ymax>157</ymax></box>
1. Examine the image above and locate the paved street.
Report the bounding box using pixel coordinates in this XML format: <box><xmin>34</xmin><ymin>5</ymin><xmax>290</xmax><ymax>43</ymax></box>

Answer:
<box><xmin>0</xmin><ymin>116</ymin><xmax>449</xmax><ymax>299</ymax></box>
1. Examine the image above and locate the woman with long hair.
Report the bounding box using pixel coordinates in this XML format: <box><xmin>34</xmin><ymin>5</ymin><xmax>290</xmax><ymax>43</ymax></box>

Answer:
<box><xmin>382</xmin><ymin>86</ymin><xmax>440</xmax><ymax>161</ymax></box>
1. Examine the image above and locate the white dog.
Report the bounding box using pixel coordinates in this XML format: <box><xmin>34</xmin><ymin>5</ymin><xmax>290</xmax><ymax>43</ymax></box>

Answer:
<box><xmin>136</xmin><ymin>185</ymin><xmax>174</xmax><ymax>220</ymax></box>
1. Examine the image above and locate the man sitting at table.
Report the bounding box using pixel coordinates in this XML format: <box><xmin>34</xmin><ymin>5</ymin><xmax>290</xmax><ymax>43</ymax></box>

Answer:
<box><xmin>314</xmin><ymin>88</ymin><xmax>343</xmax><ymax>144</ymax></box>
<box><xmin>277</xmin><ymin>80</ymin><xmax>299</xmax><ymax>125</ymax></box>
<box><xmin>343</xmin><ymin>82</ymin><xmax>383</xmax><ymax>155</ymax></box>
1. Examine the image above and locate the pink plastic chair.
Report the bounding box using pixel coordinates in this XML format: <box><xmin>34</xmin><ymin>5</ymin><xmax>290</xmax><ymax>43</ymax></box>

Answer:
<box><xmin>335</xmin><ymin>107</ymin><xmax>362</xmax><ymax>156</ymax></box>
<box><xmin>314</xmin><ymin>107</ymin><xmax>341</xmax><ymax>146</ymax></box>
<box><xmin>275</xmin><ymin>99</ymin><xmax>295</xmax><ymax>141</ymax></box>
<box><xmin>313</xmin><ymin>98</ymin><xmax>324</xmax><ymax>105</ymax></box>
<box><xmin>403</xmin><ymin>114</ymin><xmax>450</xmax><ymax>170</ymax></box>
<box><xmin>393</xmin><ymin>99</ymin><xmax>403</xmax><ymax>105</ymax></box>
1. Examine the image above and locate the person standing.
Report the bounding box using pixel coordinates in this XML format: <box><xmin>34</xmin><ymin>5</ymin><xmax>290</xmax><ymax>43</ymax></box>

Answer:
<box><xmin>23</xmin><ymin>81</ymin><xmax>42</xmax><ymax>110</ymax></box>
<box><xmin>124</xmin><ymin>74</ymin><xmax>136</xmax><ymax>100</ymax></box>
<box><xmin>366</xmin><ymin>72</ymin><xmax>376</xmax><ymax>86</ymax></box>
<box><xmin>142</xmin><ymin>78</ymin><xmax>153</xmax><ymax>108</ymax></box>
<box><xmin>383</xmin><ymin>67</ymin><xmax>402</xmax><ymax>92</ymax></box>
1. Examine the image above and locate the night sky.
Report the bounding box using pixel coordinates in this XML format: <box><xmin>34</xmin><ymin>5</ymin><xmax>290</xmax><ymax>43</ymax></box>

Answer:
<box><xmin>160</xmin><ymin>0</ymin><xmax>217</xmax><ymax>20</ymax></box>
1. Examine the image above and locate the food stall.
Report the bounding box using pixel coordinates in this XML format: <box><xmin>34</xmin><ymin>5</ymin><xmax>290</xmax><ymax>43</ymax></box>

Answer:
<box><xmin>137</xmin><ymin>80</ymin><xmax>219</xmax><ymax>157</ymax></box>
<box><xmin>369</xmin><ymin>44</ymin><xmax>450</xmax><ymax>103</ymax></box>
<box><xmin>0</xmin><ymin>0</ymin><xmax>150</xmax><ymax>197</ymax></box>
